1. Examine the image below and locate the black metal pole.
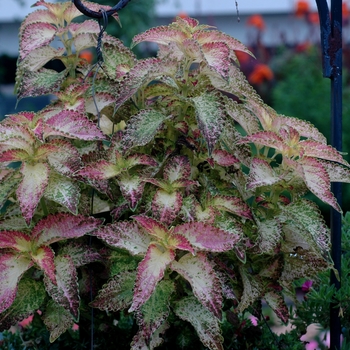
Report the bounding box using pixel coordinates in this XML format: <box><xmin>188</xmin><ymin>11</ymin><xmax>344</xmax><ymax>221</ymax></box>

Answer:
<box><xmin>315</xmin><ymin>1</ymin><xmax>342</xmax><ymax>349</ymax></box>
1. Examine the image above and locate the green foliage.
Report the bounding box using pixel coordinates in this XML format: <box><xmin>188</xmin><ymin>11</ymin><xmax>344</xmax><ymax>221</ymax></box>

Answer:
<box><xmin>0</xmin><ymin>1</ymin><xmax>349</xmax><ymax>349</ymax></box>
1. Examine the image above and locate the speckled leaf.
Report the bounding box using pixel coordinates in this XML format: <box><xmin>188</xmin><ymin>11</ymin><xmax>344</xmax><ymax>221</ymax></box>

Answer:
<box><xmin>0</xmin><ymin>278</ymin><xmax>45</xmax><ymax>332</ymax></box>
<box><xmin>20</xmin><ymin>22</ymin><xmax>57</xmax><ymax>60</ymax></box>
<box><xmin>173</xmin><ymin>296</ymin><xmax>224</xmax><ymax>350</ymax></box>
<box><xmin>0</xmin><ymin>124</ymin><xmax>36</xmax><ymax>151</ymax></box>
<box><xmin>256</xmin><ymin>218</ymin><xmax>282</xmax><ymax>254</ymax></box>
<box><xmin>45</xmin><ymin>139</ymin><xmax>81</xmax><ymax>176</ymax></box>
<box><xmin>246</xmin><ymin>158</ymin><xmax>282</xmax><ymax>190</ymax></box>
<box><xmin>133</xmin><ymin>215</ymin><xmax>168</xmax><ymax>240</ymax></box>
<box><xmin>0</xmin><ymin>169</ymin><xmax>21</xmax><ymax>208</ymax></box>
<box><xmin>73</xmin><ymin>33</ymin><xmax>97</xmax><ymax>53</ymax></box>
<box><xmin>67</xmin><ymin>20</ymin><xmax>100</xmax><ymax>36</ymax></box>
<box><xmin>210</xmin><ymin>150</ymin><xmax>239</xmax><ymax>167</ymax></box>
<box><xmin>0</xmin><ymin>253</ymin><xmax>33</xmax><ymax>313</ymax></box>
<box><xmin>164</xmin><ymin>155</ymin><xmax>191</xmax><ymax>182</ymax></box>
<box><xmin>201</xmin><ymin>41</ymin><xmax>231</xmax><ymax>78</ymax></box>
<box><xmin>17</xmin><ymin>162</ymin><xmax>50</xmax><ymax>224</ymax></box>
<box><xmin>32</xmin><ymin>213</ymin><xmax>102</xmax><ymax>247</ymax></box>
<box><xmin>174</xmin><ymin>221</ymin><xmax>240</xmax><ymax>252</ymax></box>
<box><xmin>16</xmin><ymin>67</ymin><xmax>69</xmax><ymax>100</ymax></box>
<box><xmin>0</xmin><ymin>230</ymin><xmax>31</xmax><ymax>251</ymax></box>
<box><xmin>44</xmin><ymin>173</ymin><xmax>80</xmax><ymax>214</ymax></box>
<box><xmin>118</xmin><ymin>175</ymin><xmax>146</xmax><ymax>210</ymax></box>
<box><xmin>19</xmin><ymin>9</ymin><xmax>57</xmax><ymax>37</ymax></box>
<box><xmin>32</xmin><ymin>245</ymin><xmax>56</xmax><ymax>284</ymax></box>
<box><xmin>264</xmin><ymin>291</ymin><xmax>289</xmax><ymax>323</ymax></box>
<box><xmin>42</xmin><ymin>299</ymin><xmax>74</xmax><ymax>343</ymax></box>
<box><xmin>239</xmin><ymin>131</ymin><xmax>286</xmax><ymax>152</ymax></box>
<box><xmin>237</xmin><ymin>267</ymin><xmax>263</xmax><ymax>313</ymax></box>
<box><xmin>211</xmin><ymin>195</ymin><xmax>253</xmax><ymax>219</ymax></box>
<box><xmin>131</xmin><ymin>321</ymin><xmax>169</xmax><ymax>350</ymax></box>
<box><xmin>122</xmin><ymin>109</ymin><xmax>169</xmax><ymax>150</ymax></box>
<box><xmin>191</xmin><ymin>93</ymin><xmax>224</xmax><ymax>155</ymax></box>
<box><xmin>85</xmin><ymin>92</ymin><xmax>116</xmax><ymax>116</ymax></box>
<box><xmin>90</xmin><ymin>271</ymin><xmax>136</xmax><ymax>311</ymax></box>
<box><xmin>171</xmin><ymin>252</ymin><xmax>222</xmax><ymax>318</ymax></box>
<box><xmin>300</xmin><ymin>140</ymin><xmax>349</xmax><ymax>166</ymax></box>
<box><xmin>44</xmin><ymin>255</ymin><xmax>79</xmax><ymax>320</ymax></box>
<box><xmin>59</xmin><ymin>242</ymin><xmax>101</xmax><ymax>267</ymax></box>
<box><xmin>320</xmin><ymin>160</ymin><xmax>350</xmax><ymax>183</ymax></box>
<box><xmin>152</xmin><ymin>190</ymin><xmax>183</xmax><ymax>226</ymax></box>
<box><xmin>20</xmin><ymin>46</ymin><xmax>65</xmax><ymax>72</ymax></box>
<box><xmin>281</xmin><ymin>199</ymin><xmax>330</xmax><ymax>256</ymax></box>
<box><xmin>93</xmin><ymin>221</ymin><xmax>151</xmax><ymax>255</ymax></box>
<box><xmin>134</xmin><ymin>280</ymin><xmax>174</xmax><ymax>344</ymax></box>
<box><xmin>43</xmin><ymin>110</ymin><xmax>105</xmax><ymax>140</ymax></box>
<box><xmin>129</xmin><ymin>244</ymin><xmax>175</xmax><ymax>312</ymax></box>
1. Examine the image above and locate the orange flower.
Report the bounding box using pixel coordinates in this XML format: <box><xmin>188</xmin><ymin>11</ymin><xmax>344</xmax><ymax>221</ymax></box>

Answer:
<box><xmin>307</xmin><ymin>12</ymin><xmax>319</xmax><ymax>24</ymax></box>
<box><xmin>79</xmin><ymin>50</ymin><xmax>94</xmax><ymax>64</ymax></box>
<box><xmin>248</xmin><ymin>64</ymin><xmax>274</xmax><ymax>85</ymax></box>
<box><xmin>295</xmin><ymin>0</ymin><xmax>310</xmax><ymax>17</ymax></box>
<box><xmin>343</xmin><ymin>3</ymin><xmax>350</xmax><ymax>19</ymax></box>
<box><xmin>246</xmin><ymin>15</ymin><xmax>265</xmax><ymax>31</ymax></box>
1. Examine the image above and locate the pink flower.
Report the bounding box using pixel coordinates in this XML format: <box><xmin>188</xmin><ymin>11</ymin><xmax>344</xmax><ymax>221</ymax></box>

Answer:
<box><xmin>302</xmin><ymin>280</ymin><xmax>313</xmax><ymax>292</ymax></box>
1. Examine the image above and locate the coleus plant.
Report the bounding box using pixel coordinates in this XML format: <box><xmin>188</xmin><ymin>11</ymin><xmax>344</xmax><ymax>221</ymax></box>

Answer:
<box><xmin>0</xmin><ymin>1</ymin><xmax>349</xmax><ymax>349</ymax></box>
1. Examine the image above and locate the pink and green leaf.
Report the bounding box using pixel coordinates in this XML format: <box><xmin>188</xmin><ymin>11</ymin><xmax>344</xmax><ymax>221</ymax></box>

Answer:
<box><xmin>171</xmin><ymin>252</ymin><xmax>222</xmax><ymax>318</ymax></box>
<box><xmin>173</xmin><ymin>296</ymin><xmax>224</xmax><ymax>350</ymax></box>
<box><xmin>0</xmin><ymin>278</ymin><xmax>46</xmax><ymax>332</ymax></box>
<box><xmin>133</xmin><ymin>215</ymin><xmax>168</xmax><ymax>240</ymax></box>
<box><xmin>191</xmin><ymin>92</ymin><xmax>224</xmax><ymax>155</ymax></box>
<box><xmin>201</xmin><ymin>41</ymin><xmax>231</xmax><ymax>78</ymax></box>
<box><xmin>164</xmin><ymin>155</ymin><xmax>191</xmax><ymax>182</ymax></box>
<box><xmin>129</xmin><ymin>244</ymin><xmax>175</xmax><ymax>312</ymax></box>
<box><xmin>59</xmin><ymin>242</ymin><xmax>101</xmax><ymax>267</ymax></box>
<box><xmin>43</xmin><ymin>110</ymin><xmax>106</xmax><ymax>140</ymax></box>
<box><xmin>0</xmin><ymin>253</ymin><xmax>33</xmax><ymax>313</ymax></box>
<box><xmin>90</xmin><ymin>271</ymin><xmax>136</xmax><ymax>311</ymax></box>
<box><xmin>42</xmin><ymin>299</ymin><xmax>75</xmax><ymax>343</ymax></box>
<box><xmin>44</xmin><ymin>173</ymin><xmax>80</xmax><ymax>214</ymax></box>
<box><xmin>92</xmin><ymin>221</ymin><xmax>151</xmax><ymax>255</ymax></box>
<box><xmin>211</xmin><ymin>195</ymin><xmax>253</xmax><ymax>219</ymax></box>
<box><xmin>264</xmin><ymin>290</ymin><xmax>289</xmax><ymax>323</ymax></box>
<box><xmin>43</xmin><ymin>255</ymin><xmax>79</xmax><ymax>320</ymax></box>
<box><xmin>152</xmin><ymin>189</ymin><xmax>183</xmax><ymax>226</ymax></box>
<box><xmin>122</xmin><ymin>109</ymin><xmax>170</xmax><ymax>150</ymax></box>
<box><xmin>0</xmin><ymin>230</ymin><xmax>31</xmax><ymax>251</ymax></box>
<box><xmin>32</xmin><ymin>245</ymin><xmax>56</xmax><ymax>284</ymax></box>
<box><xmin>32</xmin><ymin>213</ymin><xmax>102</xmax><ymax>247</ymax></box>
<box><xmin>210</xmin><ymin>149</ymin><xmax>239</xmax><ymax>167</ymax></box>
<box><xmin>118</xmin><ymin>175</ymin><xmax>146</xmax><ymax>210</ymax></box>
<box><xmin>17</xmin><ymin>162</ymin><xmax>50</xmax><ymax>224</ymax></box>
<box><xmin>174</xmin><ymin>222</ymin><xmax>240</xmax><ymax>252</ymax></box>
<box><xmin>0</xmin><ymin>169</ymin><xmax>21</xmax><ymax>208</ymax></box>
<box><xmin>256</xmin><ymin>218</ymin><xmax>282</xmax><ymax>253</ymax></box>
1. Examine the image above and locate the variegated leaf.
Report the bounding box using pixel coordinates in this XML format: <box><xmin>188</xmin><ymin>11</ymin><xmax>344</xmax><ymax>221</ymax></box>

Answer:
<box><xmin>171</xmin><ymin>252</ymin><xmax>222</xmax><ymax>318</ymax></box>
<box><xmin>201</xmin><ymin>41</ymin><xmax>231</xmax><ymax>78</ymax></box>
<box><xmin>17</xmin><ymin>162</ymin><xmax>50</xmax><ymax>224</ymax></box>
<box><xmin>0</xmin><ymin>253</ymin><xmax>33</xmax><ymax>313</ymax></box>
<box><xmin>133</xmin><ymin>216</ymin><xmax>168</xmax><ymax>240</ymax></box>
<box><xmin>239</xmin><ymin>130</ymin><xmax>286</xmax><ymax>153</ymax></box>
<box><xmin>237</xmin><ymin>267</ymin><xmax>263</xmax><ymax>313</ymax></box>
<box><xmin>59</xmin><ymin>242</ymin><xmax>101</xmax><ymax>267</ymax></box>
<box><xmin>129</xmin><ymin>244</ymin><xmax>175</xmax><ymax>312</ymax></box>
<box><xmin>78</xmin><ymin>160</ymin><xmax>120</xmax><ymax>180</ymax></box>
<box><xmin>43</xmin><ymin>110</ymin><xmax>106</xmax><ymax>140</ymax></box>
<box><xmin>93</xmin><ymin>221</ymin><xmax>151</xmax><ymax>255</ymax></box>
<box><xmin>173</xmin><ymin>296</ymin><xmax>224</xmax><ymax>350</ymax></box>
<box><xmin>42</xmin><ymin>299</ymin><xmax>75</xmax><ymax>343</ymax></box>
<box><xmin>31</xmin><ymin>245</ymin><xmax>56</xmax><ymax>284</ymax></box>
<box><xmin>246</xmin><ymin>158</ymin><xmax>282</xmax><ymax>190</ymax></box>
<box><xmin>118</xmin><ymin>175</ymin><xmax>146</xmax><ymax>210</ymax></box>
<box><xmin>20</xmin><ymin>22</ymin><xmax>57</xmax><ymax>60</ymax></box>
<box><xmin>44</xmin><ymin>173</ymin><xmax>80</xmax><ymax>214</ymax></box>
<box><xmin>264</xmin><ymin>290</ymin><xmax>289</xmax><ymax>323</ymax></box>
<box><xmin>85</xmin><ymin>92</ymin><xmax>116</xmax><ymax>116</ymax></box>
<box><xmin>90</xmin><ymin>271</ymin><xmax>136</xmax><ymax>311</ymax></box>
<box><xmin>152</xmin><ymin>189</ymin><xmax>183</xmax><ymax>226</ymax></box>
<box><xmin>122</xmin><ymin>109</ymin><xmax>169</xmax><ymax>150</ymax></box>
<box><xmin>0</xmin><ymin>230</ymin><xmax>31</xmax><ymax>251</ymax></box>
<box><xmin>320</xmin><ymin>159</ymin><xmax>350</xmax><ymax>183</ymax></box>
<box><xmin>16</xmin><ymin>67</ymin><xmax>69</xmax><ymax>100</ymax></box>
<box><xmin>19</xmin><ymin>9</ymin><xmax>57</xmax><ymax>36</ymax></box>
<box><xmin>73</xmin><ymin>33</ymin><xmax>97</xmax><ymax>53</ymax></box>
<box><xmin>0</xmin><ymin>169</ymin><xmax>21</xmax><ymax>209</ymax></box>
<box><xmin>67</xmin><ymin>20</ymin><xmax>100</xmax><ymax>36</ymax></box>
<box><xmin>211</xmin><ymin>195</ymin><xmax>253</xmax><ymax>219</ymax></box>
<box><xmin>210</xmin><ymin>149</ymin><xmax>239</xmax><ymax>167</ymax></box>
<box><xmin>32</xmin><ymin>213</ymin><xmax>102</xmax><ymax>247</ymax></box>
<box><xmin>191</xmin><ymin>92</ymin><xmax>224</xmax><ymax>155</ymax></box>
<box><xmin>131</xmin><ymin>321</ymin><xmax>169</xmax><ymax>350</ymax></box>
<box><xmin>135</xmin><ymin>280</ymin><xmax>175</xmax><ymax>342</ymax></box>
<box><xmin>280</xmin><ymin>199</ymin><xmax>330</xmax><ymax>255</ymax></box>
<box><xmin>44</xmin><ymin>255</ymin><xmax>79</xmax><ymax>320</ymax></box>
<box><xmin>0</xmin><ymin>278</ymin><xmax>45</xmax><ymax>332</ymax></box>
<box><xmin>174</xmin><ymin>222</ymin><xmax>240</xmax><ymax>252</ymax></box>
<box><xmin>256</xmin><ymin>218</ymin><xmax>282</xmax><ymax>254</ymax></box>
<box><xmin>164</xmin><ymin>155</ymin><xmax>191</xmax><ymax>182</ymax></box>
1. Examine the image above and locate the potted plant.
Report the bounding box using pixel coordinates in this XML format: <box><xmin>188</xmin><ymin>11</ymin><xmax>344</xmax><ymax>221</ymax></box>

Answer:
<box><xmin>0</xmin><ymin>1</ymin><xmax>349</xmax><ymax>348</ymax></box>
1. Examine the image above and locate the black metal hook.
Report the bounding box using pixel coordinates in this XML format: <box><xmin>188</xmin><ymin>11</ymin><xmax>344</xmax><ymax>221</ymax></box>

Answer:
<box><xmin>72</xmin><ymin>0</ymin><xmax>132</xmax><ymax>19</ymax></box>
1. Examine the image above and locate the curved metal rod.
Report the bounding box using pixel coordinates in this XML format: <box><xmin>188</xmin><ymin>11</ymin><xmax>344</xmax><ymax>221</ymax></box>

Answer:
<box><xmin>73</xmin><ymin>0</ymin><xmax>132</xmax><ymax>18</ymax></box>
